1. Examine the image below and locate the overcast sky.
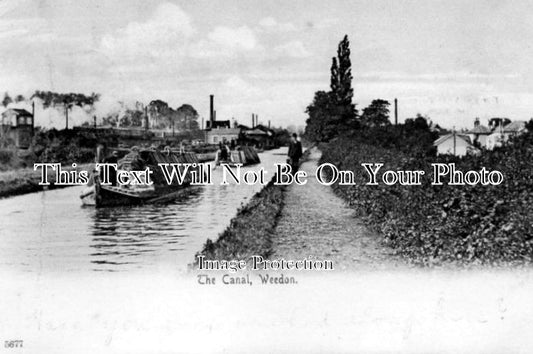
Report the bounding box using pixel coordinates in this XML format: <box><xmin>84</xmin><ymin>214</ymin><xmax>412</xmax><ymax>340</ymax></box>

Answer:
<box><xmin>1</xmin><ymin>0</ymin><xmax>533</xmax><ymax>128</ymax></box>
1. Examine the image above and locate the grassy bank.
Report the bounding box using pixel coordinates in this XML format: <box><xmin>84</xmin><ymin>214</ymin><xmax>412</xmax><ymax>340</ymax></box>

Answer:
<box><xmin>194</xmin><ymin>149</ymin><xmax>311</xmax><ymax>262</ymax></box>
<box><xmin>195</xmin><ymin>179</ymin><xmax>285</xmax><ymax>261</ymax></box>
<box><xmin>0</xmin><ymin>164</ymin><xmax>93</xmax><ymax>199</ymax></box>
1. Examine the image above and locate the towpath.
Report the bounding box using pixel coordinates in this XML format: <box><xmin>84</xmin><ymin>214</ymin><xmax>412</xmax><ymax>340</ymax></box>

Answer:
<box><xmin>271</xmin><ymin>147</ymin><xmax>403</xmax><ymax>271</ymax></box>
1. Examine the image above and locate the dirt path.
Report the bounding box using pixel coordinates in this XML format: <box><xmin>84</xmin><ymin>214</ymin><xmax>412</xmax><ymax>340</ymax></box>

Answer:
<box><xmin>272</xmin><ymin>147</ymin><xmax>403</xmax><ymax>271</ymax></box>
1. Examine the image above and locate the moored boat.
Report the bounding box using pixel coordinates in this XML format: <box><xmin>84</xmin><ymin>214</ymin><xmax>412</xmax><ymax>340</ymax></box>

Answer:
<box><xmin>214</xmin><ymin>146</ymin><xmax>261</xmax><ymax>167</ymax></box>
<box><xmin>80</xmin><ymin>148</ymin><xmax>202</xmax><ymax>207</ymax></box>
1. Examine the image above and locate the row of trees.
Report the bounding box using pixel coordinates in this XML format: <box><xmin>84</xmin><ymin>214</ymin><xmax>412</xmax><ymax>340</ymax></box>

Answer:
<box><xmin>3</xmin><ymin>91</ymin><xmax>98</xmax><ymax>109</ymax></box>
<box><xmin>2</xmin><ymin>92</ymin><xmax>26</xmax><ymax>107</ymax></box>
<box><xmin>100</xmin><ymin>100</ymin><xmax>200</xmax><ymax>131</ymax></box>
<box><xmin>3</xmin><ymin>91</ymin><xmax>200</xmax><ymax>131</ymax></box>
<box><xmin>31</xmin><ymin>91</ymin><xmax>99</xmax><ymax>109</ymax></box>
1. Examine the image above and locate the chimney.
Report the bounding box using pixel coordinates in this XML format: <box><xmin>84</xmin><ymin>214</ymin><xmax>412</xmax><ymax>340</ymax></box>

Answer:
<box><xmin>268</xmin><ymin>120</ymin><xmax>271</xmax><ymax>129</ymax></box>
<box><xmin>251</xmin><ymin>113</ymin><xmax>255</xmax><ymax>128</ymax></box>
<box><xmin>394</xmin><ymin>98</ymin><xmax>398</xmax><ymax>125</ymax></box>
<box><xmin>209</xmin><ymin>94</ymin><xmax>214</xmax><ymax>128</ymax></box>
<box><xmin>144</xmin><ymin>106</ymin><xmax>149</xmax><ymax>130</ymax></box>
<box><xmin>474</xmin><ymin>117</ymin><xmax>480</xmax><ymax>127</ymax></box>
<box><xmin>31</xmin><ymin>100</ymin><xmax>35</xmax><ymax>136</ymax></box>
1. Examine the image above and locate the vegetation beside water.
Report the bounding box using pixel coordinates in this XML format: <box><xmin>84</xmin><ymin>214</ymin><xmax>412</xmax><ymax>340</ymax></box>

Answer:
<box><xmin>0</xmin><ymin>163</ymin><xmax>93</xmax><ymax>198</ymax></box>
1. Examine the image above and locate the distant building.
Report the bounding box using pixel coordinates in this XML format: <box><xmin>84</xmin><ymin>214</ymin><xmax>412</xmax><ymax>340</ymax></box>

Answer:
<box><xmin>206</xmin><ymin>127</ymin><xmax>240</xmax><ymax>145</ymax></box>
<box><xmin>243</xmin><ymin>124</ymin><xmax>275</xmax><ymax>148</ymax></box>
<box><xmin>503</xmin><ymin>120</ymin><xmax>527</xmax><ymax>135</ymax></box>
<box><xmin>206</xmin><ymin>120</ymin><xmax>231</xmax><ymax>129</ymax></box>
<box><xmin>466</xmin><ymin>118</ymin><xmax>492</xmax><ymax>148</ymax></box>
<box><xmin>488</xmin><ymin>117</ymin><xmax>512</xmax><ymax>130</ymax></box>
<box><xmin>486</xmin><ymin>120</ymin><xmax>527</xmax><ymax>150</ymax></box>
<box><xmin>434</xmin><ymin>132</ymin><xmax>479</xmax><ymax>157</ymax></box>
<box><xmin>1</xmin><ymin>108</ymin><xmax>34</xmax><ymax>148</ymax></box>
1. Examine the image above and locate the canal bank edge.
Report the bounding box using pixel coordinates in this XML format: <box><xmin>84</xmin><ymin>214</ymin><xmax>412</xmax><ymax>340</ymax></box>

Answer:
<box><xmin>194</xmin><ymin>175</ymin><xmax>286</xmax><ymax>262</ymax></box>
<box><xmin>193</xmin><ymin>149</ymin><xmax>311</xmax><ymax>264</ymax></box>
<box><xmin>0</xmin><ymin>163</ymin><xmax>93</xmax><ymax>199</ymax></box>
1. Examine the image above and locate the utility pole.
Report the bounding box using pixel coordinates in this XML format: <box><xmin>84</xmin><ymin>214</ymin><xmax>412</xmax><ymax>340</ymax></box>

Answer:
<box><xmin>65</xmin><ymin>105</ymin><xmax>69</xmax><ymax>130</ymax></box>
<box><xmin>394</xmin><ymin>98</ymin><xmax>398</xmax><ymax>125</ymax></box>
<box><xmin>144</xmin><ymin>106</ymin><xmax>149</xmax><ymax>130</ymax></box>
<box><xmin>31</xmin><ymin>100</ymin><xmax>35</xmax><ymax>136</ymax></box>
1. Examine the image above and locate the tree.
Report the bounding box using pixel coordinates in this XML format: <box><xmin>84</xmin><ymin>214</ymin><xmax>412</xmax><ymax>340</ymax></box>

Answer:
<box><xmin>14</xmin><ymin>94</ymin><xmax>25</xmax><ymax>103</ymax></box>
<box><xmin>119</xmin><ymin>114</ymin><xmax>132</xmax><ymax>127</ymax></box>
<box><xmin>526</xmin><ymin>118</ymin><xmax>533</xmax><ymax>132</ymax></box>
<box><xmin>402</xmin><ymin>114</ymin><xmax>437</xmax><ymax>155</ymax></box>
<box><xmin>330</xmin><ymin>35</ymin><xmax>358</xmax><ymax>129</ymax></box>
<box><xmin>128</xmin><ymin>109</ymin><xmax>145</xmax><ymax>127</ymax></box>
<box><xmin>176</xmin><ymin>104</ymin><xmax>200</xmax><ymax>130</ymax></box>
<box><xmin>304</xmin><ymin>91</ymin><xmax>339</xmax><ymax>142</ymax></box>
<box><xmin>404</xmin><ymin>114</ymin><xmax>430</xmax><ymax>131</ymax></box>
<box><xmin>2</xmin><ymin>92</ymin><xmax>12</xmax><ymax>107</ymax></box>
<box><xmin>361</xmin><ymin>99</ymin><xmax>391</xmax><ymax>127</ymax></box>
<box><xmin>330</xmin><ymin>58</ymin><xmax>340</xmax><ymax>97</ymax></box>
<box><xmin>305</xmin><ymin>35</ymin><xmax>359</xmax><ymax>143</ymax></box>
<box><xmin>31</xmin><ymin>91</ymin><xmax>100</xmax><ymax>129</ymax></box>
<box><xmin>31</xmin><ymin>91</ymin><xmax>99</xmax><ymax>108</ymax></box>
<box><xmin>147</xmin><ymin>100</ymin><xmax>171</xmax><ymax>129</ymax></box>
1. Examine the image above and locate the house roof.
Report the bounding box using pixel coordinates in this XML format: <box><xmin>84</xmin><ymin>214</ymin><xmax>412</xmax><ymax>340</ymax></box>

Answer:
<box><xmin>467</xmin><ymin>125</ymin><xmax>491</xmax><ymax>134</ymax></box>
<box><xmin>253</xmin><ymin>124</ymin><xmax>274</xmax><ymax>134</ymax></box>
<box><xmin>2</xmin><ymin>108</ymin><xmax>32</xmax><ymax>117</ymax></box>
<box><xmin>245</xmin><ymin>128</ymin><xmax>268</xmax><ymax>136</ymax></box>
<box><xmin>434</xmin><ymin>133</ymin><xmax>472</xmax><ymax>146</ymax></box>
<box><xmin>207</xmin><ymin>128</ymin><xmax>241</xmax><ymax>135</ymax></box>
<box><xmin>503</xmin><ymin>120</ymin><xmax>526</xmax><ymax>133</ymax></box>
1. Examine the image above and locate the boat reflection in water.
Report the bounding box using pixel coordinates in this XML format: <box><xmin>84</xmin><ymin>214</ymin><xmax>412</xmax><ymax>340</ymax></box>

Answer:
<box><xmin>88</xmin><ymin>187</ymin><xmax>203</xmax><ymax>271</ymax></box>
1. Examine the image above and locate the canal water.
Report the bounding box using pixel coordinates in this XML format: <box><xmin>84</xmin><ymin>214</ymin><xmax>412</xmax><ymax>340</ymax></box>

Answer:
<box><xmin>0</xmin><ymin>148</ymin><xmax>287</xmax><ymax>274</ymax></box>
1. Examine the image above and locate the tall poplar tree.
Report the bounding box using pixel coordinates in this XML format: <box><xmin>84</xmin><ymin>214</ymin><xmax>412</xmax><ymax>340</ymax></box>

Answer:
<box><xmin>330</xmin><ymin>35</ymin><xmax>358</xmax><ymax>129</ymax></box>
<box><xmin>304</xmin><ymin>35</ymin><xmax>359</xmax><ymax>143</ymax></box>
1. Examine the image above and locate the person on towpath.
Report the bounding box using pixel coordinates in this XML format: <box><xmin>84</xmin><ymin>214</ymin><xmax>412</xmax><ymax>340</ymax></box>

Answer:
<box><xmin>287</xmin><ymin>133</ymin><xmax>303</xmax><ymax>173</ymax></box>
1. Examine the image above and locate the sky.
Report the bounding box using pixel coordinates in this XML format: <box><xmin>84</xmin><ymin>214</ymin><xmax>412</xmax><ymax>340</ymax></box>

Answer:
<box><xmin>1</xmin><ymin>0</ymin><xmax>533</xmax><ymax>129</ymax></box>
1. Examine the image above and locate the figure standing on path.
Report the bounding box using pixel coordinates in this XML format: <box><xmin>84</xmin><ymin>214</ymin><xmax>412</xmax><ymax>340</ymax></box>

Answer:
<box><xmin>213</xmin><ymin>141</ymin><xmax>233</xmax><ymax>169</ymax></box>
<box><xmin>287</xmin><ymin>133</ymin><xmax>303</xmax><ymax>173</ymax></box>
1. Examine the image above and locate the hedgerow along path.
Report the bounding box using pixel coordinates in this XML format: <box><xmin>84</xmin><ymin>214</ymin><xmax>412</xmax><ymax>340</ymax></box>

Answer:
<box><xmin>272</xmin><ymin>147</ymin><xmax>404</xmax><ymax>271</ymax></box>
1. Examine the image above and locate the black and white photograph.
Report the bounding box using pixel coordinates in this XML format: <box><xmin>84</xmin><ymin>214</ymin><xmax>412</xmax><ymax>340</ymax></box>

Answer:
<box><xmin>1</xmin><ymin>0</ymin><xmax>533</xmax><ymax>353</ymax></box>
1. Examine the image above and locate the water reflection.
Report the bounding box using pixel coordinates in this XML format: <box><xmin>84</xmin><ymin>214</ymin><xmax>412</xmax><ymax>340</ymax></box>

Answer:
<box><xmin>87</xmin><ymin>188</ymin><xmax>203</xmax><ymax>270</ymax></box>
<box><xmin>0</xmin><ymin>148</ymin><xmax>287</xmax><ymax>274</ymax></box>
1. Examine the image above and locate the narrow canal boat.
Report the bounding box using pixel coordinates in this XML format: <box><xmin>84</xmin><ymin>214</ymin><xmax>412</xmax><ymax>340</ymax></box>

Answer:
<box><xmin>80</xmin><ymin>148</ymin><xmax>202</xmax><ymax>207</ymax></box>
<box><xmin>214</xmin><ymin>146</ymin><xmax>261</xmax><ymax>167</ymax></box>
